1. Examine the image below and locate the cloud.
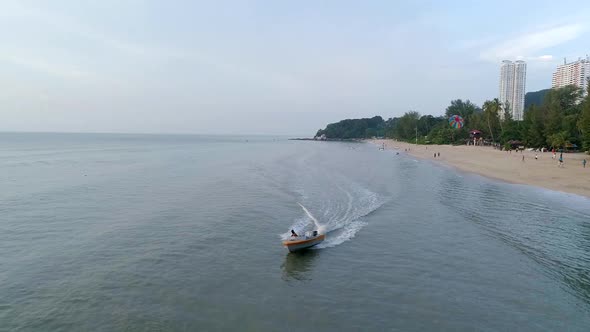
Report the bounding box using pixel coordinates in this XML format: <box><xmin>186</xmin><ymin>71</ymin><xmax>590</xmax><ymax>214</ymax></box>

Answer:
<box><xmin>479</xmin><ymin>23</ymin><xmax>586</xmax><ymax>62</ymax></box>
<box><xmin>514</xmin><ymin>54</ymin><xmax>554</xmax><ymax>62</ymax></box>
<box><xmin>1</xmin><ymin>54</ymin><xmax>90</xmax><ymax>79</ymax></box>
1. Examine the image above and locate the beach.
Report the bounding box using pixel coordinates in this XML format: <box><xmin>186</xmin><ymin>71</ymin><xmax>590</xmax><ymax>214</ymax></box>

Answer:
<box><xmin>373</xmin><ymin>139</ymin><xmax>590</xmax><ymax>198</ymax></box>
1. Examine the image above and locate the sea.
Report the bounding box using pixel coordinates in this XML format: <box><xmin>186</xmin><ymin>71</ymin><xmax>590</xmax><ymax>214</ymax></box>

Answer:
<box><xmin>1</xmin><ymin>133</ymin><xmax>590</xmax><ymax>331</ymax></box>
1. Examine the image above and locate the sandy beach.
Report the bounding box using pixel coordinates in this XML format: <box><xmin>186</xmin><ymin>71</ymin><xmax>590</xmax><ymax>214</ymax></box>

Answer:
<box><xmin>373</xmin><ymin>139</ymin><xmax>590</xmax><ymax>198</ymax></box>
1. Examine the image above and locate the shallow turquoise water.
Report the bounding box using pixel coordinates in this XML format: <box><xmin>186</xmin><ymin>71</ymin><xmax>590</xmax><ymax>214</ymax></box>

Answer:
<box><xmin>1</xmin><ymin>133</ymin><xmax>590</xmax><ymax>331</ymax></box>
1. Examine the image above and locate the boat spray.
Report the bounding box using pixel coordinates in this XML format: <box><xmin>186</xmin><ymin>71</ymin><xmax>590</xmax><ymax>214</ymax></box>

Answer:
<box><xmin>298</xmin><ymin>203</ymin><xmax>326</xmax><ymax>234</ymax></box>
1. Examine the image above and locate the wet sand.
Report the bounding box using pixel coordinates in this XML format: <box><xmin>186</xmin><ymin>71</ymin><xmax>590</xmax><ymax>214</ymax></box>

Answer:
<box><xmin>372</xmin><ymin>139</ymin><xmax>590</xmax><ymax>198</ymax></box>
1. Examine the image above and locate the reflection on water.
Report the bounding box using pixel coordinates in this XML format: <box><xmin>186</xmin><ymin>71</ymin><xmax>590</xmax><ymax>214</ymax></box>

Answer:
<box><xmin>281</xmin><ymin>249</ymin><xmax>320</xmax><ymax>282</ymax></box>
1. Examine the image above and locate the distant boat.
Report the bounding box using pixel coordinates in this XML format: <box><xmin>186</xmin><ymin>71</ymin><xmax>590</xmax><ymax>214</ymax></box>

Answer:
<box><xmin>283</xmin><ymin>231</ymin><xmax>325</xmax><ymax>252</ymax></box>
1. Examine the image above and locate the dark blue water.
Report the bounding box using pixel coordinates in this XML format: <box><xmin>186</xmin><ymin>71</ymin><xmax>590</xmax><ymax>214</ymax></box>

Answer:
<box><xmin>1</xmin><ymin>133</ymin><xmax>590</xmax><ymax>331</ymax></box>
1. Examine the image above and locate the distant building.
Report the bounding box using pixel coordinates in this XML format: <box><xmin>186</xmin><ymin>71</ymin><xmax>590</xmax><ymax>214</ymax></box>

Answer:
<box><xmin>499</xmin><ymin>60</ymin><xmax>526</xmax><ymax>121</ymax></box>
<box><xmin>551</xmin><ymin>56</ymin><xmax>590</xmax><ymax>96</ymax></box>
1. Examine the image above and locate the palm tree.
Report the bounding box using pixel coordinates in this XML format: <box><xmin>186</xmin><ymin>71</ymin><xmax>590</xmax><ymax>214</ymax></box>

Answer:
<box><xmin>493</xmin><ymin>98</ymin><xmax>504</xmax><ymax>134</ymax></box>
<box><xmin>483</xmin><ymin>100</ymin><xmax>497</xmax><ymax>143</ymax></box>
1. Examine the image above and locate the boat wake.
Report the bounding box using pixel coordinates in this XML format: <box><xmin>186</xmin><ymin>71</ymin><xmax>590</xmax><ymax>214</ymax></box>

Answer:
<box><xmin>283</xmin><ymin>186</ymin><xmax>385</xmax><ymax>249</ymax></box>
<box><xmin>273</xmin><ymin>146</ymin><xmax>387</xmax><ymax>249</ymax></box>
<box><xmin>297</xmin><ymin>202</ymin><xmax>325</xmax><ymax>234</ymax></box>
<box><xmin>317</xmin><ymin>188</ymin><xmax>384</xmax><ymax>248</ymax></box>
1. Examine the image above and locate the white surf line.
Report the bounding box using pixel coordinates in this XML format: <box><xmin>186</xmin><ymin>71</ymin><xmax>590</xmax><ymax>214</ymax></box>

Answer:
<box><xmin>298</xmin><ymin>202</ymin><xmax>325</xmax><ymax>234</ymax></box>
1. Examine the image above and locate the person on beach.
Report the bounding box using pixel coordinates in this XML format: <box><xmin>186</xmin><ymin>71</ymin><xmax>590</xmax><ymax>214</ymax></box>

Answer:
<box><xmin>434</xmin><ymin>153</ymin><xmax>436</xmax><ymax>158</ymax></box>
<box><xmin>583</xmin><ymin>159</ymin><xmax>586</xmax><ymax>168</ymax></box>
<box><xmin>522</xmin><ymin>155</ymin><xmax>525</xmax><ymax>162</ymax></box>
<box><xmin>558</xmin><ymin>153</ymin><xmax>563</xmax><ymax>167</ymax></box>
<box><xmin>535</xmin><ymin>153</ymin><xmax>538</xmax><ymax>160</ymax></box>
<box><xmin>438</xmin><ymin>152</ymin><xmax>440</xmax><ymax>157</ymax></box>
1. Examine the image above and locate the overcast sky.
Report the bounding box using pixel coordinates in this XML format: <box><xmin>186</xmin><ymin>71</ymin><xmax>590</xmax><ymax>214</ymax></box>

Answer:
<box><xmin>1</xmin><ymin>0</ymin><xmax>590</xmax><ymax>135</ymax></box>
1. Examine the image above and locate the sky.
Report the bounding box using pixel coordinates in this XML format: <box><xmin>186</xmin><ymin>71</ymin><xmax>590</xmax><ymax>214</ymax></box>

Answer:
<box><xmin>1</xmin><ymin>0</ymin><xmax>590</xmax><ymax>135</ymax></box>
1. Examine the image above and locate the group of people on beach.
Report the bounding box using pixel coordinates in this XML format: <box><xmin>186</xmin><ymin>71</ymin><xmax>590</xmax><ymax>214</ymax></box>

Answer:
<box><xmin>548</xmin><ymin>149</ymin><xmax>565</xmax><ymax>167</ymax></box>
<box><xmin>398</xmin><ymin>143</ymin><xmax>587</xmax><ymax>169</ymax></box>
<box><xmin>518</xmin><ymin>148</ymin><xmax>590</xmax><ymax>168</ymax></box>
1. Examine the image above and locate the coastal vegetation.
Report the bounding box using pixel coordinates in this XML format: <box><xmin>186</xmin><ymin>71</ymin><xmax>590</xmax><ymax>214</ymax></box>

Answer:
<box><xmin>315</xmin><ymin>83</ymin><xmax>590</xmax><ymax>152</ymax></box>
<box><xmin>524</xmin><ymin>89</ymin><xmax>551</xmax><ymax>109</ymax></box>
<box><xmin>314</xmin><ymin>116</ymin><xmax>386</xmax><ymax>139</ymax></box>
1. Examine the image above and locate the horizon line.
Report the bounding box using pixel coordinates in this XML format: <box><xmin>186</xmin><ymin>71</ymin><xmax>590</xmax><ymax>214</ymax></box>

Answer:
<box><xmin>0</xmin><ymin>130</ymin><xmax>308</xmax><ymax>137</ymax></box>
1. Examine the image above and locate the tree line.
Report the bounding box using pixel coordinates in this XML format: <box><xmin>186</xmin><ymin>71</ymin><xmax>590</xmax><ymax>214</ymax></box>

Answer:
<box><xmin>315</xmin><ymin>82</ymin><xmax>590</xmax><ymax>152</ymax></box>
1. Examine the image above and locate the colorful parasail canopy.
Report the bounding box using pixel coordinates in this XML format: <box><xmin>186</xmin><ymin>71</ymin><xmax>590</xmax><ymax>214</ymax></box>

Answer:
<box><xmin>448</xmin><ymin>115</ymin><xmax>464</xmax><ymax>129</ymax></box>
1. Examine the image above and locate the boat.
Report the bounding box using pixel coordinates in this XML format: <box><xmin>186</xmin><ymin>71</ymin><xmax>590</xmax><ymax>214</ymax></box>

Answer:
<box><xmin>282</xmin><ymin>230</ymin><xmax>325</xmax><ymax>252</ymax></box>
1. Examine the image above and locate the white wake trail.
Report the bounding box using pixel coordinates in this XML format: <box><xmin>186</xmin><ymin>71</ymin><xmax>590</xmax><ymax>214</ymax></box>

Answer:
<box><xmin>298</xmin><ymin>203</ymin><xmax>326</xmax><ymax>234</ymax></box>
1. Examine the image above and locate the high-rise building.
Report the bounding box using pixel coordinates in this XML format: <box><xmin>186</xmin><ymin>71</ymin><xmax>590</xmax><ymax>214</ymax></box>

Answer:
<box><xmin>499</xmin><ymin>60</ymin><xmax>526</xmax><ymax>121</ymax></box>
<box><xmin>551</xmin><ymin>56</ymin><xmax>590</xmax><ymax>96</ymax></box>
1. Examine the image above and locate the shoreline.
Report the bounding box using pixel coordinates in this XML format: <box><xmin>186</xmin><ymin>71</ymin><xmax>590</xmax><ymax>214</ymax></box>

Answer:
<box><xmin>371</xmin><ymin>139</ymin><xmax>590</xmax><ymax>199</ymax></box>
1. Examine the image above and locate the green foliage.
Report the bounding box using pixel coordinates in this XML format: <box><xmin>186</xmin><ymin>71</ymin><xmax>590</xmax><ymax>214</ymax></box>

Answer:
<box><xmin>523</xmin><ymin>105</ymin><xmax>545</xmax><ymax>147</ymax></box>
<box><xmin>482</xmin><ymin>99</ymin><xmax>501</xmax><ymax>142</ymax></box>
<box><xmin>524</xmin><ymin>89</ymin><xmax>550</xmax><ymax>109</ymax></box>
<box><xmin>429</xmin><ymin>127</ymin><xmax>455</xmax><ymax>144</ymax></box>
<box><xmin>536</xmin><ymin>86</ymin><xmax>583</xmax><ymax>147</ymax></box>
<box><xmin>417</xmin><ymin>115</ymin><xmax>440</xmax><ymax>136</ymax></box>
<box><xmin>501</xmin><ymin>117</ymin><xmax>522</xmax><ymax>143</ymax></box>
<box><xmin>393</xmin><ymin>111</ymin><xmax>420</xmax><ymax>140</ymax></box>
<box><xmin>444</xmin><ymin>99</ymin><xmax>480</xmax><ymax>118</ymax></box>
<box><xmin>548</xmin><ymin>131</ymin><xmax>570</xmax><ymax>149</ymax></box>
<box><xmin>315</xmin><ymin>116</ymin><xmax>385</xmax><ymax>139</ymax></box>
<box><xmin>314</xmin><ymin>85</ymin><xmax>590</xmax><ymax>149</ymax></box>
<box><xmin>518</xmin><ymin>85</ymin><xmax>584</xmax><ymax>148</ymax></box>
<box><xmin>578</xmin><ymin>80</ymin><xmax>590</xmax><ymax>151</ymax></box>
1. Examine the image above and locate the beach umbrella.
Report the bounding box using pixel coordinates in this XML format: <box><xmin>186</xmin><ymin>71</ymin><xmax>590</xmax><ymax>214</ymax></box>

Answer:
<box><xmin>448</xmin><ymin>115</ymin><xmax>464</xmax><ymax>129</ymax></box>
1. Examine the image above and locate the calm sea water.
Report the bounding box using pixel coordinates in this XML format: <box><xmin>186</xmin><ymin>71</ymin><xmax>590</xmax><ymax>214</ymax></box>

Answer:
<box><xmin>1</xmin><ymin>133</ymin><xmax>590</xmax><ymax>331</ymax></box>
